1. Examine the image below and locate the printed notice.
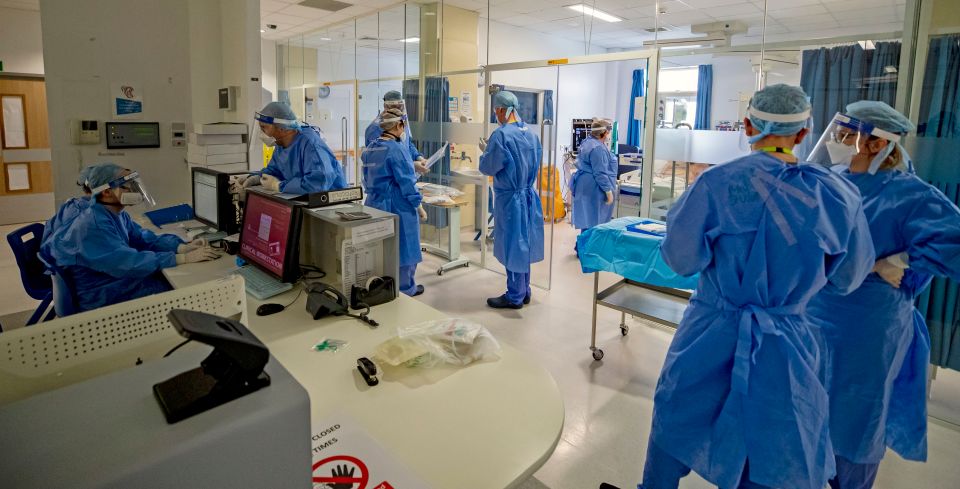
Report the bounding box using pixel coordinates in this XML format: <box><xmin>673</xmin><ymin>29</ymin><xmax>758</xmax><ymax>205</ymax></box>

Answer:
<box><xmin>311</xmin><ymin>413</ymin><xmax>433</xmax><ymax>489</ymax></box>
<box><xmin>341</xmin><ymin>239</ymin><xmax>382</xmax><ymax>295</ymax></box>
<box><xmin>351</xmin><ymin>218</ymin><xmax>394</xmax><ymax>246</ymax></box>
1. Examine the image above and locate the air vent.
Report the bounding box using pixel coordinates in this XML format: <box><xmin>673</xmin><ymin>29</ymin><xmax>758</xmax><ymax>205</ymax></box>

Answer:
<box><xmin>358</xmin><ymin>36</ymin><xmax>378</xmax><ymax>41</ymax></box>
<box><xmin>299</xmin><ymin>0</ymin><xmax>353</xmax><ymax>12</ymax></box>
<box><xmin>645</xmin><ymin>27</ymin><xmax>668</xmax><ymax>33</ymax></box>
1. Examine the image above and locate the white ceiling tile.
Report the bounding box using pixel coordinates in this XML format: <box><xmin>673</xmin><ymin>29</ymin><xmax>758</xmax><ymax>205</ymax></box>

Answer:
<box><xmin>682</xmin><ymin>0</ymin><xmax>754</xmax><ymax>7</ymax></box>
<box><xmin>260</xmin><ymin>0</ymin><xmax>290</xmax><ymax>14</ymax></box>
<box><xmin>765</xmin><ymin>4</ymin><xmax>827</xmax><ymax>18</ymax></box>
<box><xmin>264</xmin><ymin>12</ymin><xmax>311</xmax><ymax>26</ymax></box>
<box><xmin>658</xmin><ymin>10</ymin><xmax>718</xmax><ymax>26</ymax></box>
<box><xmin>757</xmin><ymin>0</ymin><xmax>822</xmax><ymax>9</ymax></box>
<box><xmin>659</xmin><ymin>0</ymin><xmax>696</xmax><ymax>12</ymax></box>
<box><xmin>279</xmin><ymin>4</ymin><xmax>336</xmax><ymax>18</ymax></box>
<box><xmin>707</xmin><ymin>2</ymin><xmax>762</xmax><ymax>18</ymax></box>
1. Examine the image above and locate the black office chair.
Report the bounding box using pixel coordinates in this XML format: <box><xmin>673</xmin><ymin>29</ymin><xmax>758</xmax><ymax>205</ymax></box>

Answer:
<box><xmin>6</xmin><ymin>223</ymin><xmax>56</xmax><ymax>326</ymax></box>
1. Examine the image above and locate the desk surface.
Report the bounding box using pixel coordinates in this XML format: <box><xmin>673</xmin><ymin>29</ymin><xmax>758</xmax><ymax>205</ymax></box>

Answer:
<box><xmin>163</xmin><ymin>258</ymin><xmax>564</xmax><ymax>489</ymax></box>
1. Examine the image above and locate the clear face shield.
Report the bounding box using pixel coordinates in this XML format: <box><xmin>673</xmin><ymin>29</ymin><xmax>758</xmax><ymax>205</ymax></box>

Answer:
<box><xmin>254</xmin><ymin>111</ymin><xmax>299</xmax><ymax>148</ymax></box>
<box><xmin>808</xmin><ymin>113</ymin><xmax>903</xmax><ymax>173</ymax></box>
<box><xmin>90</xmin><ymin>171</ymin><xmax>156</xmax><ymax>207</ymax></box>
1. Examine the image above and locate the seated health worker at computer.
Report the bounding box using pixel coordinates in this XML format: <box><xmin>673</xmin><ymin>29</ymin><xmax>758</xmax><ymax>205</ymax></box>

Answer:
<box><xmin>241</xmin><ymin>102</ymin><xmax>347</xmax><ymax>194</ymax></box>
<box><xmin>43</xmin><ymin>163</ymin><xmax>221</xmax><ymax>313</ymax></box>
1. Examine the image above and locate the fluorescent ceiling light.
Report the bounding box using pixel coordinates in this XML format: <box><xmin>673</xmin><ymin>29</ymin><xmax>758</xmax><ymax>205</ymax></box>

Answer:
<box><xmin>400</xmin><ymin>37</ymin><xmax>420</xmax><ymax>43</ymax></box>
<box><xmin>661</xmin><ymin>44</ymin><xmax>703</xmax><ymax>50</ymax></box>
<box><xmin>260</xmin><ymin>29</ymin><xmax>266</xmax><ymax>33</ymax></box>
<box><xmin>319</xmin><ymin>37</ymin><xmax>332</xmax><ymax>41</ymax></box>
<box><xmin>566</xmin><ymin>4</ymin><xmax>622</xmax><ymax>23</ymax></box>
<box><xmin>884</xmin><ymin>65</ymin><xmax>897</xmax><ymax>73</ymax></box>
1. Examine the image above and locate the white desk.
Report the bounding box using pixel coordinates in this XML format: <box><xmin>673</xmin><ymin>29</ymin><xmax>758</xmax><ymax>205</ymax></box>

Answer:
<box><xmin>163</xmin><ymin>257</ymin><xmax>563</xmax><ymax>489</ymax></box>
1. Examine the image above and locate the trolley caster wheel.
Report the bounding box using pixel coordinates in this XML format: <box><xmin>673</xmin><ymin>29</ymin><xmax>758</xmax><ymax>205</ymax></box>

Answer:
<box><xmin>592</xmin><ymin>349</ymin><xmax>604</xmax><ymax>361</ymax></box>
<box><xmin>620</xmin><ymin>325</ymin><xmax>629</xmax><ymax>336</ymax></box>
<box><xmin>437</xmin><ymin>269</ymin><xmax>444</xmax><ymax>276</ymax></box>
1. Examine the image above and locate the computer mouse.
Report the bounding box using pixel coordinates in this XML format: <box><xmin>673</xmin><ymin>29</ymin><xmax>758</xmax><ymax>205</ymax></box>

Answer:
<box><xmin>256</xmin><ymin>303</ymin><xmax>285</xmax><ymax>316</ymax></box>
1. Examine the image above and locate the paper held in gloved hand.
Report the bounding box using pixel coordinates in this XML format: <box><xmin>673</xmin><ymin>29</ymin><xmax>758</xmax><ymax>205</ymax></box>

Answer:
<box><xmin>423</xmin><ymin>142</ymin><xmax>449</xmax><ymax>170</ymax></box>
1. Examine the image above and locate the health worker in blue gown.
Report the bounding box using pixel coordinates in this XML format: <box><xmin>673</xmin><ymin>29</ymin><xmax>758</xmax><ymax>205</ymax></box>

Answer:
<box><xmin>805</xmin><ymin>101</ymin><xmax>960</xmax><ymax>489</ymax></box>
<box><xmin>571</xmin><ymin>118</ymin><xmax>617</xmax><ymax>238</ymax></box>
<box><xmin>361</xmin><ymin>107</ymin><xmax>426</xmax><ymax>297</ymax></box>
<box><xmin>42</xmin><ymin>163</ymin><xmax>221</xmax><ymax>314</ymax></box>
<box><xmin>638</xmin><ymin>84</ymin><xmax>876</xmax><ymax>489</ymax></box>
<box><xmin>41</xmin><ymin>165</ymin><xmax>96</xmax><ymax>246</ymax></box>
<box><xmin>242</xmin><ymin>101</ymin><xmax>347</xmax><ymax>194</ymax></box>
<box><xmin>364</xmin><ymin>90</ymin><xmax>430</xmax><ymax>177</ymax></box>
<box><xmin>479</xmin><ymin>91</ymin><xmax>544</xmax><ymax>309</ymax></box>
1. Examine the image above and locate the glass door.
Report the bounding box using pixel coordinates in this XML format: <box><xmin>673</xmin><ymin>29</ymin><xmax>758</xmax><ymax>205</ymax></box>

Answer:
<box><xmin>480</xmin><ymin>65</ymin><xmax>560</xmax><ymax>290</ymax></box>
<box><xmin>482</xmin><ymin>49</ymin><xmax>658</xmax><ymax>291</ymax></box>
<box><xmin>307</xmin><ymin>81</ymin><xmax>359</xmax><ymax>184</ymax></box>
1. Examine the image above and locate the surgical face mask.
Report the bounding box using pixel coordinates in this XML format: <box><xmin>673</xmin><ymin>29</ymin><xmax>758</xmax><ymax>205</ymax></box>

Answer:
<box><xmin>259</xmin><ymin>132</ymin><xmax>277</xmax><ymax>147</ymax></box>
<box><xmin>825</xmin><ymin>140</ymin><xmax>858</xmax><ymax>165</ymax></box>
<box><xmin>119</xmin><ymin>190</ymin><xmax>144</xmax><ymax>206</ymax></box>
<box><xmin>398</xmin><ymin>126</ymin><xmax>407</xmax><ymax>142</ymax></box>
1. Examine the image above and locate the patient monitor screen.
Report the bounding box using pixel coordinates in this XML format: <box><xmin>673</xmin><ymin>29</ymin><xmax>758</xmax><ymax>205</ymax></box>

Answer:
<box><xmin>240</xmin><ymin>193</ymin><xmax>294</xmax><ymax>279</ymax></box>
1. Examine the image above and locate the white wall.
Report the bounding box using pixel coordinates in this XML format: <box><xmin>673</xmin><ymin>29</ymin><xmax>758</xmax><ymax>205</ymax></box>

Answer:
<box><xmin>40</xmin><ymin>0</ymin><xmax>263</xmax><ymax>206</ymax></box>
<box><xmin>0</xmin><ymin>7</ymin><xmax>44</xmax><ymax>74</ymax></box>
<box><xmin>711</xmin><ymin>55</ymin><xmax>759</xmax><ymax>126</ymax></box>
<box><xmin>40</xmin><ymin>0</ymin><xmax>194</xmax><ymax>207</ymax></box>
<box><xmin>261</xmin><ymin>39</ymin><xmax>277</xmax><ymax>102</ymax></box>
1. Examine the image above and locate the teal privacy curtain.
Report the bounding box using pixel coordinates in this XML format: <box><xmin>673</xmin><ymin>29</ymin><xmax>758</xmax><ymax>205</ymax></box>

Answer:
<box><xmin>800</xmin><ymin>44</ymin><xmax>866</xmax><ymax>144</ymax></box>
<box><xmin>626</xmin><ymin>69</ymin><xmax>645</xmax><ymax>147</ymax></box>
<box><xmin>865</xmin><ymin>41</ymin><xmax>901</xmax><ymax>106</ymax></box>
<box><xmin>914</xmin><ymin>34</ymin><xmax>960</xmax><ymax>370</ymax></box>
<box><xmin>694</xmin><ymin>65</ymin><xmax>713</xmax><ymax>130</ymax></box>
<box><xmin>404</xmin><ymin>77</ymin><xmax>451</xmax><ymax>228</ymax></box>
<box><xmin>799</xmin><ymin>42</ymin><xmax>903</xmax><ymax>157</ymax></box>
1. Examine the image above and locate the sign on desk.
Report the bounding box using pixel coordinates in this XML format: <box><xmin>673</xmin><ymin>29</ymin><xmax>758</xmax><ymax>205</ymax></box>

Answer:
<box><xmin>311</xmin><ymin>413</ymin><xmax>432</xmax><ymax>489</ymax></box>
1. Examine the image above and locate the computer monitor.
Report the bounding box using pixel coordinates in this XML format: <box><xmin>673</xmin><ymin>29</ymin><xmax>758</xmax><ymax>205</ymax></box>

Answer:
<box><xmin>238</xmin><ymin>190</ymin><xmax>302</xmax><ymax>283</ymax></box>
<box><xmin>191</xmin><ymin>167</ymin><xmax>249</xmax><ymax>234</ymax></box>
<box><xmin>571</xmin><ymin>119</ymin><xmax>593</xmax><ymax>153</ymax></box>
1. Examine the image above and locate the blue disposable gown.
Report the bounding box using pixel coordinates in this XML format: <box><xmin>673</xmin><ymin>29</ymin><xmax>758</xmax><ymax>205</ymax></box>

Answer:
<box><xmin>479</xmin><ymin>122</ymin><xmax>544</xmax><ymax>272</ymax></box>
<box><xmin>571</xmin><ymin>136</ymin><xmax>617</xmax><ymax>229</ymax></box>
<box><xmin>807</xmin><ymin>170</ymin><xmax>960</xmax><ymax>464</ymax></box>
<box><xmin>262</xmin><ymin>124</ymin><xmax>347</xmax><ymax>194</ymax></box>
<box><xmin>361</xmin><ymin>138</ymin><xmax>423</xmax><ymax>267</ymax></box>
<box><xmin>364</xmin><ymin>120</ymin><xmax>422</xmax><ymax>161</ymax></box>
<box><xmin>41</xmin><ymin>196</ymin><xmax>91</xmax><ymax>245</ymax></box>
<box><xmin>652</xmin><ymin>152</ymin><xmax>875</xmax><ymax>489</ymax></box>
<box><xmin>45</xmin><ymin>201</ymin><xmax>183</xmax><ymax>313</ymax></box>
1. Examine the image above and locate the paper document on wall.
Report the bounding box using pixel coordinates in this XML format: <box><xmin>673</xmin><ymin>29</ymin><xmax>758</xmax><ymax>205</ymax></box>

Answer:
<box><xmin>351</xmin><ymin>218</ymin><xmax>394</xmax><ymax>245</ymax></box>
<box><xmin>1</xmin><ymin>96</ymin><xmax>26</xmax><ymax>147</ymax></box>
<box><xmin>424</xmin><ymin>142</ymin><xmax>449</xmax><ymax>170</ymax></box>
<box><xmin>341</xmin><ymin>239</ymin><xmax>382</xmax><ymax>295</ymax></box>
<box><xmin>311</xmin><ymin>412</ymin><xmax>433</xmax><ymax>488</ymax></box>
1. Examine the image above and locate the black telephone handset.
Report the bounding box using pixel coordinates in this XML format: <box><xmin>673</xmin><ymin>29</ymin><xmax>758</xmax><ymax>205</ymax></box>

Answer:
<box><xmin>305</xmin><ymin>282</ymin><xmax>378</xmax><ymax>327</ymax></box>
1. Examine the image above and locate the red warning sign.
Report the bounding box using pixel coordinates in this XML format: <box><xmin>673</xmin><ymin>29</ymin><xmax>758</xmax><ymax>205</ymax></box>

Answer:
<box><xmin>312</xmin><ymin>455</ymin><xmax>370</xmax><ymax>489</ymax></box>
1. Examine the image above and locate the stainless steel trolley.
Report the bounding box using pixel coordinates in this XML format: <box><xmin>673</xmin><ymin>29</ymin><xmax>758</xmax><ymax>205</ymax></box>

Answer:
<box><xmin>589</xmin><ymin>273</ymin><xmax>691</xmax><ymax>361</ymax></box>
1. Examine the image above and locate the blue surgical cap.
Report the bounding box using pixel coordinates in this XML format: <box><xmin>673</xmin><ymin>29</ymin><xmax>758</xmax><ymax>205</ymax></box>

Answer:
<box><xmin>383</xmin><ymin>90</ymin><xmax>402</xmax><ymax>101</ymax></box>
<box><xmin>76</xmin><ymin>165</ymin><xmax>97</xmax><ymax>188</ymax></box>
<box><xmin>845</xmin><ymin>100</ymin><xmax>916</xmax><ymax>134</ymax></box>
<box><xmin>256</xmin><ymin>102</ymin><xmax>299</xmax><ymax>129</ymax></box>
<box><xmin>84</xmin><ymin>162</ymin><xmax>124</xmax><ymax>190</ymax></box>
<box><xmin>747</xmin><ymin>84</ymin><xmax>812</xmax><ymax>143</ymax></box>
<box><xmin>493</xmin><ymin>91</ymin><xmax>519</xmax><ymax>109</ymax></box>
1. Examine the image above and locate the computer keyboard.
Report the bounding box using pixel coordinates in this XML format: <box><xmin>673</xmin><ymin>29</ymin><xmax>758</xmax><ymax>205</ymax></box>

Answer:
<box><xmin>234</xmin><ymin>266</ymin><xmax>293</xmax><ymax>300</ymax></box>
